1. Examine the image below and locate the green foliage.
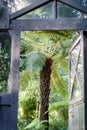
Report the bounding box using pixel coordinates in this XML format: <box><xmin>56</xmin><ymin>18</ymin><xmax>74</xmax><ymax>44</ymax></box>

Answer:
<box><xmin>49</xmin><ymin>102</ymin><xmax>68</xmax><ymax>130</ymax></box>
<box><xmin>51</xmin><ymin>64</ymin><xmax>68</xmax><ymax>97</ymax></box>
<box><xmin>49</xmin><ymin>87</ymin><xmax>68</xmax><ymax>130</ymax></box>
<box><xmin>26</xmin><ymin>51</ymin><xmax>46</xmax><ymax>71</ymax></box>
<box><xmin>53</xmin><ymin>55</ymin><xmax>68</xmax><ymax>73</ymax></box>
<box><xmin>20</xmin><ymin>30</ymin><xmax>77</xmax><ymax>75</ymax></box>
<box><xmin>49</xmin><ymin>101</ymin><xmax>68</xmax><ymax>112</ymax></box>
<box><xmin>25</xmin><ymin>118</ymin><xmax>48</xmax><ymax>130</ymax></box>
<box><xmin>49</xmin><ymin>117</ymin><xmax>68</xmax><ymax>130</ymax></box>
<box><xmin>19</xmin><ymin>30</ymin><xmax>78</xmax><ymax>130</ymax></box>
<box><xmin>18</xmin><ymin>70</ymin><xmax>40</xmax><ymax>130</ymax></box>
<box><xmin>18</xmin><ymin>91</ymin><xmax>37</xmax><ymax>129</ymax></box>
<box><xmin>19</xmin><ymin>94</ymin><xmax>36</xmax><ymax>119</ymax></box>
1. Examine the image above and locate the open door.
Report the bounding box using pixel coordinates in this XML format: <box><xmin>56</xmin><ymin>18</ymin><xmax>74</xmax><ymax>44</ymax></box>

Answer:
<box><xmin>68</xmin><ymin>31</ymin><xmax>87</xmax><ymax>130</ymax></box>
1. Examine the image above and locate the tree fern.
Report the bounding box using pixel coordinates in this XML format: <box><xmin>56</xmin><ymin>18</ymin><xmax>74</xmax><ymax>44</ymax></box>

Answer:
<box><xmin>19</xmin><ymin>30</ymin><xmax>78</xmax><ymax>130</ymax></box>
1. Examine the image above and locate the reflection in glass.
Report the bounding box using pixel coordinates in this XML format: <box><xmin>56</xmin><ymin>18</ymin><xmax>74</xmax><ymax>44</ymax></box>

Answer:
<box><xmin>70</xmin><ymin>40</ymin><xmax>83</xmax><ymax>99</ymax></box>
<box><xmin>0</xmin><ymin>32</ymin><xmax>11</xmax><ymax>92</ymax></box>
<box><xmin>76</xmin><ymin>47</ymin><xmax>83</xmax><ymax>83</ymax></box>
<box><xmin>70</xmin><ymin>61</ymin><xmax>74</xmax><ymax>87</ymax></box>
<box><xmin>71</xmin><ymin>42</ymin><xmax>80</xmax><ymax>66</ymax></box>
<box><xmin>19</xmin><ymin>3</ymin><xmax>52</xmax><ymax>19</ymax></box>
<box><xmin>8</xmin><ymin>0</ymin><xmax>37</xmax><ymax>13</ymax></box>
<box><xmin>82</xmin><ymin>0</ymin><xmax>87</xmax><ymax>7</ymax></box>
<box><xmin>57</xmin><ymin>2</ymin><xmax>81</xmax><ymax>18</ymax></box>
<box><xmin>82</xmin><ymin>0</ymin><xmax>87</xmax><ymax>18</ymax></box>
<box><xmin>72</xmin><ymin>78</ymin><xmax>80</xmax><ymax>99</ymax></box>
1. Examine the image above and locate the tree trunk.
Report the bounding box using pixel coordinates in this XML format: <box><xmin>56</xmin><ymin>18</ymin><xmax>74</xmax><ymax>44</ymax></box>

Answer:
<box><xmin>40</xmin><ymin>57</ymin><xmax>53</xmax><ymax>130</ymax></box>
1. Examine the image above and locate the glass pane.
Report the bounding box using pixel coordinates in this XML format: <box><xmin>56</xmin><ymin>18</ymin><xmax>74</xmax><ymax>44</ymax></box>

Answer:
<box><xmin>76</xmin><ymin>46</ymin><xmax>83</xmax><ymax>83</ymax></box>
<box><xmin>0</xmin><ymin>0</ymin><xmax>8</xmax><ymax>16</ymax></box>
<box><xmin>57</xmin><ymin>2</ymin><xmax>82</xmax><ymax>18</ymax></box>
<box><xmin>71</xmin><ymin>42</ymin><xmax>80</xmax><ymax>66</ymax></box>
<box><xmin>70</xmin><ymin>60</ymin><xmax>74</xmax><ymax>88</ymax></box>
<box><xmin>0</xmin><ymin>0</ymin><xmax>7</xmax><ymax>6</ymax></box>
<box><xmin>72</xmin><ymin>78</ymin><xmax>80</xmax><ymax>99</ymax></box>
<box><xmin>19</xmin><ymin>3</ymin><xmax>52</xmax><ymax>19</ymax></box>
<box><xmin>8</xmin><ymin>0</ymin><xmax>37</xmax><ymax>13</ymax></box>
<box><xmin>82</xmin><ymin>0</ymin><xmax>87</xmax><ymax>18</ymax></box>
<box><xmin>0</xmin><ymin>32</ymin><xmax>11</xmax><ymax>92</ymax></box>
<box><xmin>82</xmin><ymin>0</ymin><xmax>87</xmax><ymax>6</ymax></box>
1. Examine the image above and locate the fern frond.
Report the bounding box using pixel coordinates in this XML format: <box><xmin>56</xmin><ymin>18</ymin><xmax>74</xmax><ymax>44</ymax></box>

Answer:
<box><xmin>25</xmin><ymin>118</ymin><xmax>47</xmax><ymax>130</ymax></box>
<box><xmin>26</xmin><ymin>51</ymin><xmax>46</xmax><ymax>71</ymax></box>
<box><xmin>49</xmin><ymin>101</ymin><xmax>68</xmax><ymax>112</ymax></box>
<box><xmin>51</xmin><ymin>64</ymin><xmax>68</xmax><ymax>96</ymax></box>
<box><xmin>52</xmin><ymin>55</ymin><xmax>68</xmax><ymax>73</ymax></box>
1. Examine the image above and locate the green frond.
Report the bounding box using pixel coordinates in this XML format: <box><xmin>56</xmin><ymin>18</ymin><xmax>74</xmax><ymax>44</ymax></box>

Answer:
<box><xmin>52</xmin><ymin>55</ymin><xmax>68</xmax><ymax>73</ymax></box>
<box><xmin>26</xmin><ymin>51</ymin><xmax>46</xmax><ymax>71</ymax></box>
<box><xmin>24</xmin><ymin>118</ymin><xmax>39</xmax><ymax>130</ymax></box>
<box><xmin>51</xmin><ymin>64</ymin><xmax>68</xmax><ymax>96</ymax></box>
<box><xmin>49</xmin><ymin>101</ymin><xmax>68</xmax><ymax>112</ymax></box>
<box><xmin>25</xmin><ymin>118</ymin><xmax>47</xmax><ymax>130</ymax></box>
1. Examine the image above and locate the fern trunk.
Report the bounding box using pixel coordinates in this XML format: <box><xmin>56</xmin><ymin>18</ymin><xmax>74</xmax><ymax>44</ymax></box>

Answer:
<box><xmin>40</xmin><ymin>57</ymin><xmax>53</xmax><ymax>130</ymax></box>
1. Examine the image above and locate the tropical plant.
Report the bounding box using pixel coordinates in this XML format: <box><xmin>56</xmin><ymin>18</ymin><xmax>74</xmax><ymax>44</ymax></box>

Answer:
<box><xmin>20</xmin><ymin>31</ymin><xmax>78</xmax><ymax>130</ymax></box>
<box><xmin>18</xmin><ymin>70</ymin><xmax>40</xmax><ymax>129</ymax></box>
<box><xmin>49</xmin><ymin>100</ymin><xmax>68</xmax><ymax>130</ymax></box>
<box><xmin>24</xmin><ymin>118</ymin><xmax>48</xmax><ymax>130</ymax></box>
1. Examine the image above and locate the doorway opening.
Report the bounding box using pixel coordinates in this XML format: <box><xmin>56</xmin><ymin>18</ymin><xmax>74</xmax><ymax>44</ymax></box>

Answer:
<box><xmin>18</xmin><ymin>30</ymin><xmax>79</xmax><ymax>130</ymax></box>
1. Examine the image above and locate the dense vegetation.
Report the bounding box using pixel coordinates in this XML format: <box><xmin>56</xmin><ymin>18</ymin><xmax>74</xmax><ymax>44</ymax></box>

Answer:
<box><xmin>18</xmin><ymin>31</ymin><xmax>78</xmax><ymax>130</ymax></box>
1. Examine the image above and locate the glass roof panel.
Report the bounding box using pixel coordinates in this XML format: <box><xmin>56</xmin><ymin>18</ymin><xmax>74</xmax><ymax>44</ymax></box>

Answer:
<box><xmin>1</xmin><ymin>0</ymin><xmax>87</xmax><ymax>18</ymax></box>
<box><xmin>57</xmin><ymin>2</ymin><xmax>82</xmax><ymax>18</ymax></box>
<box><xmin>8</xmin><ymin>0</ymin><xmax>37</xmax><ymax>13</ymax></box>
<box><xmin>82</xmin><ymin>0</ymin><xmax>87</xmax><ymax>6</ymax></box>
<box><xmin>19</xmin><ymin>3</ymin><xmax>52</xmax><ymax>19</ymax></box>
<box><xmin>82</xmin><ymin>0</ymin><xmax>87</xmax><ymax>18</ymax></box>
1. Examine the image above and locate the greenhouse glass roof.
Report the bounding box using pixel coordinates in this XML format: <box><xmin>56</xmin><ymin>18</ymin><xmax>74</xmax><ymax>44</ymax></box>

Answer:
<box><xmin>0</xmin><ymin>0</ymin><xmax>87</xmax><ymax>30</ymax></box>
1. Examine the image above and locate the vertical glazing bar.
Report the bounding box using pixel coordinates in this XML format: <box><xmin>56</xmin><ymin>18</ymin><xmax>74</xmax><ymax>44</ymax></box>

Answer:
<box><xmin>52</xmin><ymin>0</ymin><xmax>57</xmax><ymax>19</ymax></box>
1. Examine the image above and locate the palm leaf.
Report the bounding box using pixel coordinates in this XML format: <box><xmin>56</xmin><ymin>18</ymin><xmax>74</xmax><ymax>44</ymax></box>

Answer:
<box><xmin>26</xmin><ymin>51</ymin><xmax>46</xmax><ymax>71</ymax></box>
